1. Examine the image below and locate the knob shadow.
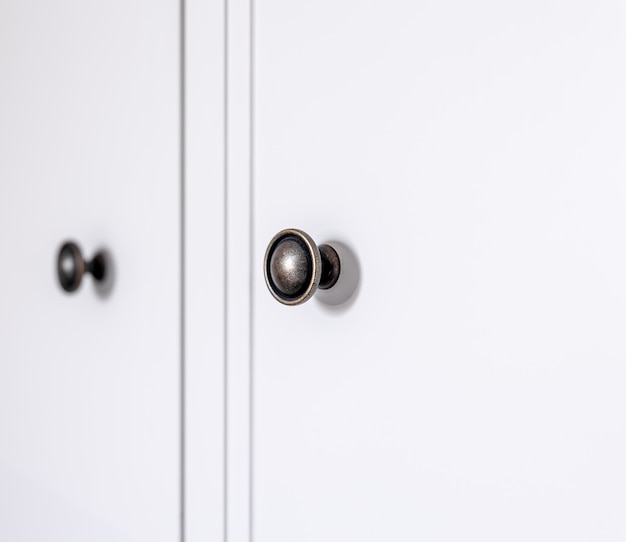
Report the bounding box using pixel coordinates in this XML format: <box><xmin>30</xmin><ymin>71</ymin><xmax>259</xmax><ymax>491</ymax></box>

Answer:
<box><xmin>315</xmin><ymin>240</ymin><xmax>361</xmax><ymax>313</ymax></box>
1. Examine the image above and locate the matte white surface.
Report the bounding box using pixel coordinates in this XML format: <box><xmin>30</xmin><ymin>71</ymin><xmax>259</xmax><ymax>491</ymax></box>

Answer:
<box><xmin>0</xmin><ymin>2</ymin><xmax>181</xmax><ymax>540</ymax></box>
<box><xmin>226</xmin><ymin>0</ymin><xmax>254</xmax><ymax>540</ymax></box>
<box><xmin>184</xmin><ymin>0</ymin><xmax>226</xmax><ymax>540</ymax></box>
<box><xmin>252</xmin><ymin>1</ymin><xmax>626</xmax><ymax>540</ymax></box>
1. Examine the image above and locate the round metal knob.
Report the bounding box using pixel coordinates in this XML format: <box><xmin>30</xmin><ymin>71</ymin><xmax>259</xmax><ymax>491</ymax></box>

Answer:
<box><xmin>264</xmin><ymin>228</ymin><xmax>341</xmax><ymax>306</ymax></box>
<box><xmin>57</xmin><ymin>241</ymin><xmax>106</xmax><ymax>293</ymax></box>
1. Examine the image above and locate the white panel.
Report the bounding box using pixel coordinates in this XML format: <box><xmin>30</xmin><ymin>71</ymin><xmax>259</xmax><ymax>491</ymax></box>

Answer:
<box><xmin>253</xmin><ymin>1</ymin><xmax>626</xmax><ymax>541</ymax></box>
<box><xmin>226</xmin><ymin>0</ymin><xmax>253</xmax><ymax>540</ymax></box>
<box><xmin>185</xmin><ymin>0</ymin><xmax>226</xmax><ymax>539</ymax></box>
<box><xmin>0</xmin><ymin>1</ymin><xmax>181</xmax><ymax>540</ymax></box>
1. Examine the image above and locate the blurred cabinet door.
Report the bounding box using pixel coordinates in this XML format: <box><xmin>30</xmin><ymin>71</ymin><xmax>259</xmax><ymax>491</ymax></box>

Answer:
<box><xmin>252</xmin><ymin>1</ymin><xmax>626</xmax><ymax>541</ymax></box>
<box><xmin>0</xmin><ymin>2</ymin><xmax>181</xmax><ymax>540</ymax></box>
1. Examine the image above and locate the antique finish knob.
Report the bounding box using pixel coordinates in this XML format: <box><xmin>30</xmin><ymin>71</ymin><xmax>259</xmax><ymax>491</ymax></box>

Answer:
<box><xmin>57</xmin><ymin>241</ymin><xmax>106</xmax><ymax>293</ymax></box>
<box><xmin>264</xmin><ymin>228</ymin><xmax>341</xmax><ymax>306</ymax></box>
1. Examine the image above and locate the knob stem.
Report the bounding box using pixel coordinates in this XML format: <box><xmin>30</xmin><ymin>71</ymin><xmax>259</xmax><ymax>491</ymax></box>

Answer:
<box><xmin>318</xmin><ymin>244</ymin><xmax>340</xmax><ymax>290</ymax></box>
<box><xmin>86</xmin><ymin>253</ymin><xmax>106</xmax><ymax>281</ymax></box>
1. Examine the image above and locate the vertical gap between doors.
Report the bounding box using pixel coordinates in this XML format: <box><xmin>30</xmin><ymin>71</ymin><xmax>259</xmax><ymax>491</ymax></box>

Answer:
<box><xmin>223</xmin><ymin>0</ymin><xmax>230</xmax><ymax>539</ymax></box>
<box><xmin>248</xmin><ymin>0</ymin><xmax>255</xmax><ymax>540</ymax></box>
<box><xmin>179</xmin><ymin>0</ymin><xmax>187</xmax><ymax>541</ymax></box>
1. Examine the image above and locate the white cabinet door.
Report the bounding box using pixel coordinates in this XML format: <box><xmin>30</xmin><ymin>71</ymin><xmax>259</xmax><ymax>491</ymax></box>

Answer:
<box><xmin>0</xmin><ymin>2</ymin><xmax>181</xmax><ymax>540</ymax></box>
<box><xmin>250</xmin><ymin>1</ymin><xmax>626</xmax><ymax>540</ymax></box>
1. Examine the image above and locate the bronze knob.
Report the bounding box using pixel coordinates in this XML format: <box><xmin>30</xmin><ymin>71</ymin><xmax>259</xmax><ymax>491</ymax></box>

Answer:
<box><xmin>57</xmin><ymin>241</ymin><xmax>106</xmax><ymax>293</ymax></box>
<box><xmin>264</xmin><ymin>228</ymin><xmax>341</xmax><ymax>306</ymax></box>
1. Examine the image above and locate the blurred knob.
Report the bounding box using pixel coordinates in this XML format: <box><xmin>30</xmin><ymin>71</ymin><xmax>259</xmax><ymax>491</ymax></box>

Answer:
<box><xmin>57</xmin><ymin>241</ymin><xmax>106</xmax><ymax>293</ymax></box>
<box><xmin>264</xmin><ymin>228</ymin><xmax>341</xmax><ymax>306</ymax></box>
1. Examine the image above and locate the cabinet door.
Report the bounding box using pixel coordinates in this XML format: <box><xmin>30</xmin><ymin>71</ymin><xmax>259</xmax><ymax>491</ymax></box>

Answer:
<box><xmin>0</xmin><ymin>2</ymin><xmax>181</xmax><ymax>540</ymax></box>
<box><xmin>251</xmin><ymin>1</ymin><xmax>626</xmax><ymax>540</ymax></box>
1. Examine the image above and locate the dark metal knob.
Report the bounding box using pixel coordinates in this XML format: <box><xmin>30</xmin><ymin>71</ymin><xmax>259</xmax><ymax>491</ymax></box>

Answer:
<box><xmin>57</xmin><ymin>241</ymin><xmax>106</xmax><ymax>293</ymax></box>
<box><xmin>264</xmin><ymin>228</ymin><xmax>341</xmax><ymax>306</ymax></box>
